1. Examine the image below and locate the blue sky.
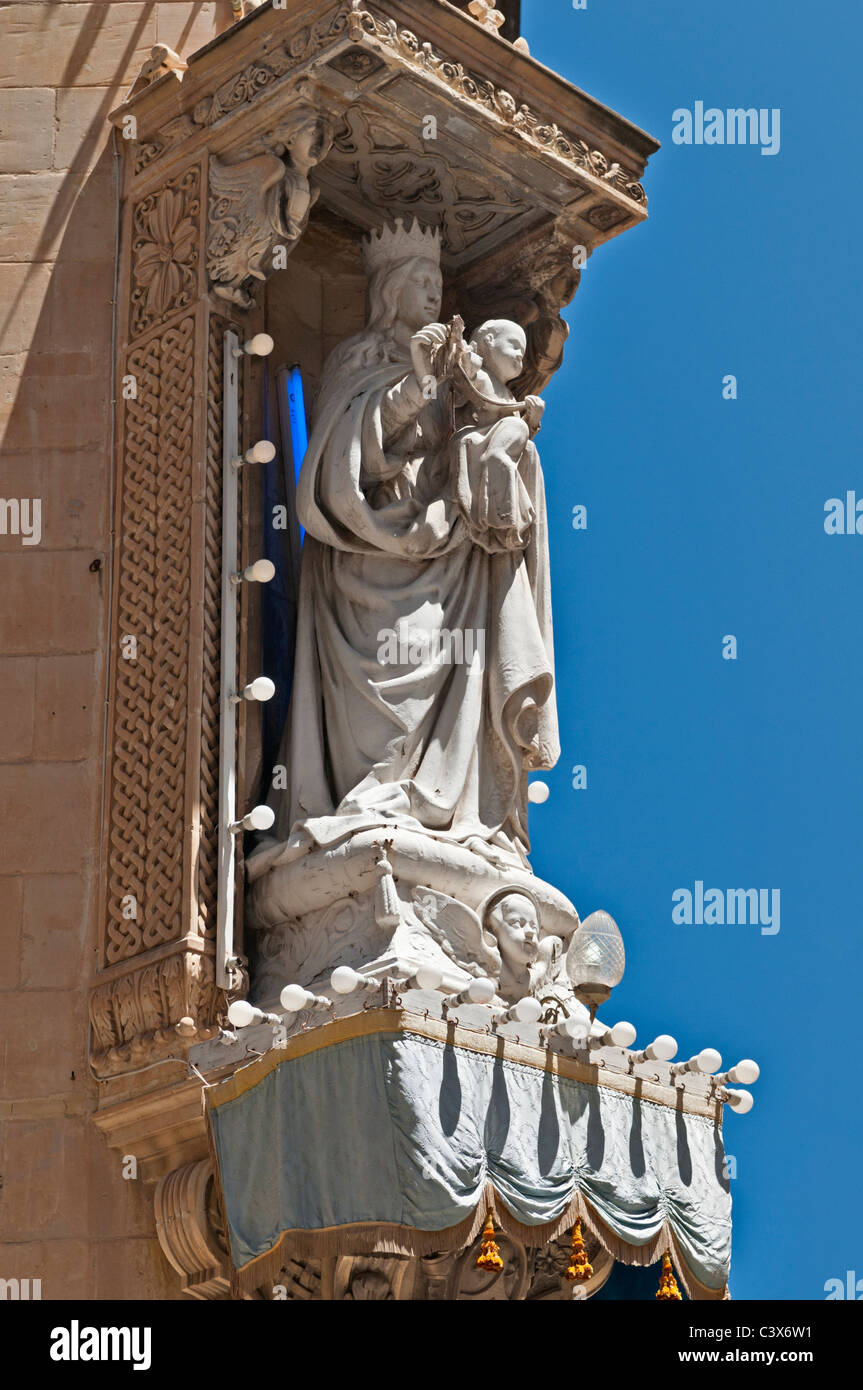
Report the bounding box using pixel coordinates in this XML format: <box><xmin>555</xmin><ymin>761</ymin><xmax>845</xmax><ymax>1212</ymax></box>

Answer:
<box><xmin>522</xmin><ymin>0</ymin><xmax>862</xmax><ymax>1300</ymax></box>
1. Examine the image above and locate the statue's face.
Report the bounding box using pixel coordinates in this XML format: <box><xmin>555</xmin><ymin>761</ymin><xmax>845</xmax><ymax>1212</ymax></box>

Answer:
<box><xmin>491</xmin><ymin>895</ymin><xmax>540</xmax><ymax>966</ymax></box>
<box><xmin>480</xmin><ymin>323</ymin><xmax>527</xmax><ymax>384</ymax></box>
<box><xmin>398</xmin><ymin>258</ymin><xmax>443</xmax><ymax>331</ymax></box>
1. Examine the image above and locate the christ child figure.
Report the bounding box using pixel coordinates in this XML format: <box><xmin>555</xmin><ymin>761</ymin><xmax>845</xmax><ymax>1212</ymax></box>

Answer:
<box><xmin>453</xmin><ymin>318</ymin><xmax>545</xmax><ymax>553</ymax></box>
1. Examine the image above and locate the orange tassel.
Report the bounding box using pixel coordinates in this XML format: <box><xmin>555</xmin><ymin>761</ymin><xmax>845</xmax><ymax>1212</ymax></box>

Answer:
<box><xmin>475</xmin><ymin>1213</ymin><xmax>504</xmax><ymax>1272</ymax></box>
<box><xmin>656</xmin><ymin>1251</ymin><xmax>683</xmax><ymax>1301</ymax></box>
<box><xmin>564</xmin><ymin>1219</ymin><xmax>593</xmax><ymax>1283</ymax></box>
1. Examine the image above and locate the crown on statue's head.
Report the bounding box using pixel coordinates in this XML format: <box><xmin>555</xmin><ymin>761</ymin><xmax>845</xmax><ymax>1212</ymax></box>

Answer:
<box><xmin>362</xmin><ymin>217</ymin><xmax>441</xmax><ymax>276</ymax></box>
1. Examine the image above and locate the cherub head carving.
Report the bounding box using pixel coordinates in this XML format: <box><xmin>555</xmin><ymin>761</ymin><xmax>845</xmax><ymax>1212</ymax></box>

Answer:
<box><xmin>481</xmin><ymin>887</ymin><xmax>540</xmax><ymax>971</ymax></box>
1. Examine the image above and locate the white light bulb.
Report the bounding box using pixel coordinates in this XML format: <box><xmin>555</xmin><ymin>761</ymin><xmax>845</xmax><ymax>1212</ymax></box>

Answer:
<box><xmin>648</xmin><ymin>1034</ymin><xmax>678</xmax><ymax>1062</ymax></box>
<box><xmin>561</xmin><ymin>1015</ymin><xmax>589</xmax><ymax>1042</ymax></box>
<box><xmin>244</xmin><ymin>804</ymin><xmax>274</xmax><ymax>832</ymax></box>
<box><xmin>414</xmin><ymin>964</ymin><xmax>443</xmax><ymax>992</ymax></box>
<box><xmin>725</xmin><ymin>1088</ymin><xmax>754</xmax><ymax>1114</ymax></box>
<box><xmin>467</xmin><ymin>977</ymin><xmax>496</xmax><ymax>1005</ymax></box>
<box><xmin>246</xmin><ymin>439</ymin><xmax>277</xmax><ymax>465</ymax></box>
<box><xmin>227</xmin><ymin>1000</ymin><xmax>256</xmax><ymax>1028</ymax></box>
<box><xmin>280</xmin><ymin>983</ymin><xmax>311</xmax><ymax>1012</ymax></box>
<box><xmin>511</xmin><ymin>996</ymin><xmax>542</xmax><ymax>1024</ymax></box>
<box><xmin>610</xmin><ymin>1020</ymin><xmax>637</xmax><ymax>1048</ymax></box>
<box><xmin>331</xmin><ymin>966</ymin><xmax>359</xmax><ymax>995</ymax></box>
<box><xmin>527</xmin><ymin>781</ymin><xmax>550</xmax><ymax>804</ymax></box>
<box><xmin>244</xmin><ymin>676</ymin><xmax>276</xmax><ymax>702</ymax></box>
<box><xmin>245</xmin><ymin>334</ymin><xmax>274</xmax><ymax>357</ymax></box>
<box><xmin>729</xmin><ymin>1058</ymin><xmax>760</xmax><ymax>1086</ymax></box>
<box><xmin>245</xmin><ymin>559</ymin><xmax>275</xmax><ymax>584</ymax></box>
<box><xmin>696</xmin><ymin>1047</ymin><xmax>723</xmax><ymax>1074</ymax></box>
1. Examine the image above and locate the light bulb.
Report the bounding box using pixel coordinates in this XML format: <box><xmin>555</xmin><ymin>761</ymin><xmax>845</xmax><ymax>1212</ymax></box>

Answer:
<box><xmin>696</xmin><ymin>1047</ymin><xmax>722</xmax><ymax>1074</ymax></box>
<box><xmin>245</xmin><ymin>439</ymin><xmax>277</xmax><ymax>465</ymax></box>
<box><xmin>244</xmin><ymin>559</ymin><xmax>275</xmax><ymax>584</ymax></box>
<box><xmin>331</xmin><ymin>966</ymin><xmax>360</xmax><ymax>995</ymax></box>
<box><xmin>725</xmin><ymin>1088</ymin><xmax>754</xmax><ymax>1114</ymax></box>
<box><xmin>567</xmin><ymin>910</ymin><xmax>626</xmax><ymax>995</ymax></box>
<box><xmin>244</xmin><ymin>805</ymin><xmax>274</xmax><ymax>832</ymax></box>
<box><xmin>243</xmin><ymin>676</ymin><xmax>276</xmax><ymax>702</ymax></box>
<box><xmin>467</xmin><ymin>977</ymin><xmax>495</xmax><ymax>1005</ymax></box>
<box><xmin>227</xmin><ymin>1000</ymin><xmax>256</xmax><ymax>1028</ymax></box>
<box><xmin>647</xmin><ymin>1034</ymin><xmax>678</xmax><ymax>1062</ymax></box>
<box><xmin>729</xmin><ymin>1059</ymin><xmax>760</xmax><ymax>1086</ymax></box>
<box><xmin>527</xmin><ymin>781</ymin><xmax>550</xmax><ymax>804</ymax></box>
<box><xmin>414</xmin><ymin>964</ymin><xmax>443</xmax><ymax>991</ymax></box>
<box><xmin>511</xmin><ymin>996</ymin><xmax>542</xmax><ymax>1024</ymax></box>
<box><xmin>244</xmin><ymin>334</ymin><xmax>274</xmax><ymax>357</ymax></box>
<box><xmin>610</xmin><ymin>1020</ymin><xmax>637</xmax><ymax>1048</ymax></box>
<box><xmin>280</xmin><ymin>983</ymin><xmax>311</xmax><ymax>1012</ymax></box>
<box><xmin>561</xmin><ymin>1015</ymin><xmax>589</xmax><ymax>1042</ymax></box>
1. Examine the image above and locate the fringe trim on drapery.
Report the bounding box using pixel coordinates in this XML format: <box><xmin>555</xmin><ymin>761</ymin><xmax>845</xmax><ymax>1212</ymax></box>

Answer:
<box><xmin>229</xmin><ymin>1181</ymin><xmax>729</xmax><ymax>1300</ymax></box>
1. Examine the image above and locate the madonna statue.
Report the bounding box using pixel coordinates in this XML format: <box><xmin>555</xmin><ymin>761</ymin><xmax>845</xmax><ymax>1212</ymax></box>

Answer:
<box><xmin>249</xmin><ymin>217</ymin><xmax>559</xmax><ymax>883</ymax></box>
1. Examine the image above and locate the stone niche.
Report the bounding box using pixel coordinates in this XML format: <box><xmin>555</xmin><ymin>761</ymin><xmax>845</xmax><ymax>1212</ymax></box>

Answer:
<box><xmin>91</xmin><ymin>0</ymin><xmax>658</xmax><ymax>1297</ymax></box>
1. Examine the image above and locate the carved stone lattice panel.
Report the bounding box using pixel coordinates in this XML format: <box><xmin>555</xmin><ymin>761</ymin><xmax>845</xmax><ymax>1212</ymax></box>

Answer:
<box><xmin>106</xmin><ymin>315</ymin><xmax>195</xmax><ymax>966</ymax></box>
<box><xmin>130</xmin><ymin>168</ymin><xmax>201</xmax><ymax>338</ymax></box>
<box><xmin>317</xmin><ymin>103</ymin><xmax>534</xmax><ymax>262</ymax></box>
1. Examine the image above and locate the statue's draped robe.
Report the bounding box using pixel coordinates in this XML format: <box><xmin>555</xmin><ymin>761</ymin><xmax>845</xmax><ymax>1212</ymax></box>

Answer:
<box><xmin>249</xmin><ymin>345</ymin><xmax>559</xmax><ymax>876</ymax></box>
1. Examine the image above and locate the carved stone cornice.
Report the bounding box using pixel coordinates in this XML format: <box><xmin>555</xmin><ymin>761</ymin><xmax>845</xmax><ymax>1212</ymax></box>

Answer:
<box><xmin>89</xmin><ymin>943</ymin><xmax>223</xmax><ymax>1078</ymax></box>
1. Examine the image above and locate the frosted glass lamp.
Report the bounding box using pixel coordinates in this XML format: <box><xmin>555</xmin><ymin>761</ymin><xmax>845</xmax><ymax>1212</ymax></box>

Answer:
<box><xmin>566</xmin><ymin>910</ymin><xmax>625</xmax><ymax>1015</ymax></box>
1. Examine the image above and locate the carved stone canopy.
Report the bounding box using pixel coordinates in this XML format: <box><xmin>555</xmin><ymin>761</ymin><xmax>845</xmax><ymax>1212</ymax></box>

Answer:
<box><xmin>112</xmin><ymin>0</ymin><xmax>658</xmax><ymax>345</ymax></box>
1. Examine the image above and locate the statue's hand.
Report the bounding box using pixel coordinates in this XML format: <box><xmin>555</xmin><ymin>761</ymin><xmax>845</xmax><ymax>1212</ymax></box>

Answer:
<box><xmin>410</xmin><ymin>323</ymin><xmax>450</xmax><ymax>388</ymax></box>
<box><xmin>523</xmin><ymin>394</ymin><xmax>545</xmax><ymax>436</ymax></box>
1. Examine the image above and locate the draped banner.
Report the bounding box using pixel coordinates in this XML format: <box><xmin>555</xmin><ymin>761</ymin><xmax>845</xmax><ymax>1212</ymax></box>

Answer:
<box><xmin>206</xmin><ymin>1012</ymin><xmax>732</xmax><ymax>1298</ymax></box>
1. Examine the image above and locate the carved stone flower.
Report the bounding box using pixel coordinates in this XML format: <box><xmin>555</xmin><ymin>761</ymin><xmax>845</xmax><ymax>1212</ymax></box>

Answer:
<box><xmin>133</xmin><ymin>187</ymin><xmax>198</xmax><ymax>321</ymax></box>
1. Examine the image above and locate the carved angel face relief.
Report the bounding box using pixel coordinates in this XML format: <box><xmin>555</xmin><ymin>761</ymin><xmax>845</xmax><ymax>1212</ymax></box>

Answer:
<box><xmin>486</xmin><ymin>893</ymin><xmax>540</xmax><ymax>967</ymax></box>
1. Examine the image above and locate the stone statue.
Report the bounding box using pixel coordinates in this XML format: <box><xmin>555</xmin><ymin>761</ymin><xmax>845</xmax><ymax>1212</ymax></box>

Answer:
<box><xmin>250</xmin><ymin>217</ymin><xmax>559</xmax><ymax>879</ymax></box>
<box><xmin>247</xmin><ymin>216</ymin><xmax>587</xmax><ymax>1005</ymax></box>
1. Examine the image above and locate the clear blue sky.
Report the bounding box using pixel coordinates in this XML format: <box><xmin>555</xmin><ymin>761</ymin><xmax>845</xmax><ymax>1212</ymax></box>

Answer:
<box><xmin>522</xmin><ymin>0</ymin><xmax>862</xmax><ymax>1300</ymax></box>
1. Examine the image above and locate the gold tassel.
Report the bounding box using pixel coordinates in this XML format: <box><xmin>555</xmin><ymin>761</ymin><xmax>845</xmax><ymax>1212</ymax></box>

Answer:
<box><xmin>564</xmin><ymin>1219</ymin><xmax>593</xmax><ymax>1283</ymax></box>
<box><xmin>656</xmin><ymin>1251</ymin><xmax>683</xmax><ymax>1301</ymax></box>
<box><xmin>475</xmin><ymin>1213</ymin><xmax>504</xmax><ymax>1273</ymax></box>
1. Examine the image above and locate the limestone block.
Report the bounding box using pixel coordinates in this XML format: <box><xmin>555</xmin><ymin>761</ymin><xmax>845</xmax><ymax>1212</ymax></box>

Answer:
<box><xmin>55</xmin><ymin>88</ymin><xmax>115</xmax><ymax>173</ymax></box>
<box><xmin>0</xmin><ymin>264</ymin><xmax>52</xmax><ymax>354</ymax></box>
<box><xmin>0</xmin><ymin>552</ymin><xmax>103</xmax><ymax>653</ymax></box>
<box><xmin>0</xmin><ymin>448</ymin><xmax>107</xmax><ymax>551</ymax></box>
<box><xmin>21</xmin><ymin>872</ymin><xmax>89</xmax><ymax>988</ymax></box>
<box><xmin>0</xmin><ymin>877</ymin><xmax>23</xmax><ymax>989</ymax></box>
<box><xmin>1</xmin><ymin>1116</ymin><xmax>90</xmax><ymax>1239</ymax></box>
<box><xmin>0</xmin><ymin>763</ymin><xmax>97</xmax><ymax>876</ymax></box>
<box><xmin>0</xmin><ymin>171</ymin><xmax>114</xmax><ymax>263</ymax></box>
<box><xmin>0</xmin><ymin>1238</ymin><xmax>93</xmax><ymax>1299</ymax></box>
<box><xmin>0</xmin><ymin>88</ymin><xmax>55</xmax><ymax>173</ymax></box>
<box><xmin>0</xmin><ymin>657</ymin><xmax>35</xmax><ymax>758</ymax></box>
<box><xmin>93</xmin><ymin>1235</ymin><xmax>185</xmax><ymax>1301</ymax></box>
<box><xmin>33</xmin><ymin>654</ymin><xmax>100</xmax><ymax>760</ymax></box>
<box><xmin>0</xmin><ymin>5</ymin><xmax>155</xmax><ymax>91</ymax></box>
<box><xmin>0</xmin><ymin>365</ymin><xmax>110</xmax><ymax>450</ymax></box>
<box><xmin>0</xmin><ymin>990</ymin><xmax>84</xmax><ymax>1099</ymax></box>
<box><xmin>155</xmin><ymin>1</ymin><xmax>227</xmax><ymax>60</ymax></box>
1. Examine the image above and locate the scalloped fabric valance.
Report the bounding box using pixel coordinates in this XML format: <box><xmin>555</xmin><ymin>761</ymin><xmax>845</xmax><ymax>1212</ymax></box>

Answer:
<box><xmin>206</xmin><ymin>1015</ymin><xmax>731</xmax><ymax>1299</ymax></box>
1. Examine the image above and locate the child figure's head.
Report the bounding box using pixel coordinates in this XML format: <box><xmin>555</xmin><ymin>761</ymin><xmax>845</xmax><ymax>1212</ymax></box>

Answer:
<box><xmin>483</xmin><ymin>888</ymin><xmax>541</xmax><ymax>970</ymax></box>
<box><xmin>469</xmin><ymin>318</ymin><xmax>527</xmax><ymax>385</ymax></box>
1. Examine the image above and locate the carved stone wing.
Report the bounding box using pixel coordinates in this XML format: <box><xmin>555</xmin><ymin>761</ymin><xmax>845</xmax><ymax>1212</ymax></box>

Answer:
<box><xmin>411</xmin><ymin>886</ymin><xmax>501</xmax><ymax>979</ymax></box>
<box><xmin>529</xmin><ymin>935</ymin><xmax>563</xmax><ymax>993</ymax></box>
<box><xmin>206</xmin><ymin>151</ymin><xmax>286</xmax><ymax>305</ymax></box>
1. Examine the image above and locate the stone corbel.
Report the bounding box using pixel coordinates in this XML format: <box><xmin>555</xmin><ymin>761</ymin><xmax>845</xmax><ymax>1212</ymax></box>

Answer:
<box><xmin>206</xmin><ymin>104</ymin><xmax>336</xmax><ymax>307</ymax></box>
<box><xmin>154</xmin><ymin>1159</ymin><xmax>232</xmax><ymax>1300</ymax></box>
<box><xmin>446</xmin><ymin>221</ymin><xmax>582</xmax><ymax>396</ymax></box>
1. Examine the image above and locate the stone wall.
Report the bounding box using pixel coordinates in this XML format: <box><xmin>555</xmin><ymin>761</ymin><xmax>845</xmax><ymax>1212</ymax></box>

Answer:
<box><xmin>0</xmin><ymin>0</ymin><xmax>235</xmax><ymax>1303</ymax></box>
